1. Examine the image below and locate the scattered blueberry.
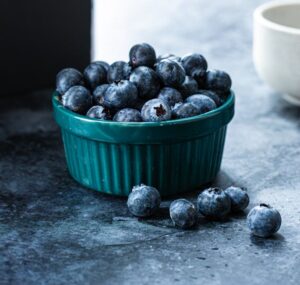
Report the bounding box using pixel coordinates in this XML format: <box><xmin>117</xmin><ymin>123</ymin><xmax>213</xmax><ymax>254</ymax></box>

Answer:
<box><xmin>196</xmin><ymin>89</ymin><xmax>222</xmax><ymax>106</ymax></box>
<box><xmin>86</xmin><ymin>105</ymin><xmax>111</xmax><ymax>120</ymax></box>
<box><xmin>179</xmin><ymin>76</ymin><xmax>198</xmax><ymax>98</ymax></box>
<box><xmin>61</xmin><ymin>85</ymin><xmax>92</xmax><ymax>114</ymax></box>
<box><xmin>107</xmin><ymin>61</ymin><xmax>132</xmax><ymax>83</ymax></box>
<box><xmin>127</xmin><ymin>184</ymin><xmax>161</xmax><ymax>217</ymax></box>
<box><xmin>113</xmin><ymin>108</ymin><xmax>142</xmax><ymax>122</ymax></box>
<box><xmin>169</xmin><ymin>199</ymin><xmax>198</xmax><ymax>229</ymax></box>
<box><xmin>224</xmin><ymin>186</ymin><xmax>249</xmax><ymax>212</ymax></box>
<box><xmin>129</xmin><ymin>43</ymin><xmax>156</xmax><ymax>68</ymax></box>
<box><xmin>247</xmin><ymin>204</ymin><xmax>282</xmax><ymax>238</ymax></box>
<box><xmin>56</xmin><ymin>68</ymin><xmax>84</xmax><ymax>95</ymax></box>
<box><xmin>205</xmin><ymin>69</ymin><xmax>232</xmax><ymax>93</ymax></box>
<box><xmin>103</xmin><ymin>80</ymin><xmax>138</xmax><ymax>110</ymax></box>
<box><xmin>129</xmin><ymin>66</ymin><xmax>161</xmax><ymax>99</ymax></box>
<box><xmin>83</xmin><ymin>62</ymin><xmax>107</xmax><ymax>90</ymax></box>
<box><xmin>197</xmin><ymin>187</ymin><xmax>231</xmax><ymax>218</ymax></box>
<box><xmin>181</xmin><ymin>53</ymin><xmax>207</xmax><ymax>85</ymax></box>
<box><xmin>157</xmin><ymin>54</ymin><xmax>181</xmax><ymax>63</ymax></box>
<box><xmin>156</xmin><ymin>59</ymin><xmax>185</xmax><ymax>88</ymax></box>
<box><xmin>186</xmin><ymin>94</ymin><xmax>217</xmax><ymax>114</ymax></box>
<box><xmin>141</xmin><ymin>99</ymin><xmax>172</xmax><ymax>122</ymax></box>
<box><xmin>172</xmin><ymin>102</ymin><xmax>201</xmax><ymax>119</ymax></box>
<box><xmin>157</xmin><ymin>87</ymin><xmax>183</xmax><ymax>107</ymax></box>
<box><xmin>92</xmin><ymin>84</ymin><xmax>109</xmax><ymax>105</ymax></box>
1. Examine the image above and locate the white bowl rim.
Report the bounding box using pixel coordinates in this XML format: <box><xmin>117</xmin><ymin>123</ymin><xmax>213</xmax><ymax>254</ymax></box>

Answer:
<box><xmin>254</xmin><ymin>0</ymin><xmax>300</xmax><ymax>35</ymax></box>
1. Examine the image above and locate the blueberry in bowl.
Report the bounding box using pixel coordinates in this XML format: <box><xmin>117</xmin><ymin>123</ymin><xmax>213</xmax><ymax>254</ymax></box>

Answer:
<box><xmin>52</xmin><ymin>43</ymin><xmax>235</xmax><ymax>196</ymax></box>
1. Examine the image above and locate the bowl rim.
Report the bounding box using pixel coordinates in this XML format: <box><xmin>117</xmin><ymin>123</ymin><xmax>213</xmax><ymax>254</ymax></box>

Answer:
<box><xmin>52</xmin><ymin>90</ymin><xmax>235</xmax><ymax>128</ymax></box>
<box><xmin>254</xmin><ymin>0</ymin><xmax>300</xmax><ymax>35</ymax></box>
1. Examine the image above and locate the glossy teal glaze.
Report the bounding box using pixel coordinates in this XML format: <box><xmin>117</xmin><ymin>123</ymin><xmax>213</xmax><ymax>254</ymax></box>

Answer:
<box><xmin>53</xmin><ymin>91</ymin><xmax>235</xmax><ymax>196</ymax></box>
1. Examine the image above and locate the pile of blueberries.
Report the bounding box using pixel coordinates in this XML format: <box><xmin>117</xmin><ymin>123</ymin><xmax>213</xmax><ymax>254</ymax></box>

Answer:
<box><xmin>127</xmin><ymin>184</ymin><xmax>282</xmax><ymax>238</ymax></box>
<box><xmin>56</xmin><ymin>43</ymin><xmax>232</xmax><ymax>122</ymax></box>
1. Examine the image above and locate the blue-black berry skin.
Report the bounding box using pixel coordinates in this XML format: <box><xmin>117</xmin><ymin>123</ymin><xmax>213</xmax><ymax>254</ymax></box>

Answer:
<box><xmin>93</xmin><ymin>60</ymin><xmax>109</xmax><ymax>71</ymax></box>
<box><xmin>196</xmin><ymin>89</ymin><xmax>222</xmax><ymax>106</ymax></box>
<box><xmin>186</xmin><ymin>94</ymin><xmax>217</xmax><ymax>114</ymax></box>
<box><xmin>127</xmin><ymin>184</ymin><xmax>161</xmax><ymax>217</ymax></box>
<box><xmin>224</xmin><ymin>186</ymin><xmax>249</xmax><ymax>212</ymax></box>
<box><xmin>247</xmin><ymin>204</ymin><xmax>282</xmax><ymax>238</ymax></box>
<box><xmin>181</xmin><ymin>53</ymin><xmax>207</xmax><ymax>83</ymax></box>
<box><xmin>92</xmin><ymin>84</ymin><xmax>109</xmax><ymax>105</ymax></box>
<box><xmin>197</xmin><ymin>187</ymin><xmax>231</xmax><ymax>218</ymax></box>
<box><xmin>157</xmin><ymin>87</ymin><xmax>183</xmax><ymax>107</ymax></box>
<box><xmin>129</xmin><ymin>43</ymin><xmax>156</xmax><ymax>68</ymax></box>
<box><xmin>141</xmin><ymin>99</ymin><xmax>172</xmax><ymax>122</ymax></box>
<box><xmin>84</xmin><ymin>62</ymin><xmax>107</xmax><ymax>90</ymax></box>
<box><xmin>157</xmin><ymin>54</ymin><xmax>181</xmax><ymax>63</ymax></box>
<box><xmin>179</xmin><ymin>76</ymin><xmax>198</xmax><ymax>98</ymax></box>
<box><xmin>113</xmin><ymin>108</ymin><xmax>142</xmax><ymax>122</ymax></box>
<box><xmin>129</xmin><ymin>66</ymin><xmax>161</xmax><ymax>99</ymax></box>
<box><xmin>107</xmin><ymin>61</ymin><xmax>132</xmax><ymax>83</ymax></box>
<box><xmin>156</xmin><ymin>59</ymin><xmax>186</xmax><ymax>88</ymax></box>
<box><xmin>103</xmin><ymin>80</ymin><xmax>138</xmax><ymax>110</ymax></box>
<box><xmin>86</xmin><ymin>105</ymin><xmax>111</xmax><ymax>120</ymax></box>
<box><xmin>205</xmin><ymin>69</ymin><xmax>232</xmax><ymax>93</ymax></box>
<box><xmin>172</xmin><ymin>102</ymin><xmax>201</xmax><ymax>119</ymax></box>
<box><xmin>62</xmin><ymin>85</ymin><xmax>92</xmax><ymax>114</ymax></box>
<box><xmin>170</xmin><ymin>199</ymin><xmax>198</xmax><ymax>229</ymax></box>
<box><xmin>56</xmin><ymin>68</ymin><xmax>84</xmax><ymax>95</ymax></box>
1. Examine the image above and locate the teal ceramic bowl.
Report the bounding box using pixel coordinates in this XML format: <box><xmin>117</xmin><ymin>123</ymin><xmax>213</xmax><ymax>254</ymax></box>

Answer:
<box><xmin>53</xmin><ymin>91</ymin><xmax>235</xmax><ymax>196</ymax></box>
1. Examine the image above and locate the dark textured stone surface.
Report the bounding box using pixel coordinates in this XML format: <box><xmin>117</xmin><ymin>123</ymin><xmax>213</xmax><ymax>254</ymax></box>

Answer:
<box><xmin>1</xmin><ymin>1</ymin><xmax>300</xmax><ymax>284</ymax></box>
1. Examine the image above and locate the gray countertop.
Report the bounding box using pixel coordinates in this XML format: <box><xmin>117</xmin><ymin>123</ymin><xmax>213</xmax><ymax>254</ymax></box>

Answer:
<box><xmin>1</xmin><ymin>1</ymin><xmax>300</xmax><ymax>284</ymax></box>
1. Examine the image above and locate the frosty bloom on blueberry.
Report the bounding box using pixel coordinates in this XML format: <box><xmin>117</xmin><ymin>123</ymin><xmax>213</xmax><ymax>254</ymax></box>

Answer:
<box><xmin>127</xmin><ymin>184</ymin><xmax>161</xmax><ymax>217</ymax></box>
<box><xmin>224</xmin><ymin>186</ymin><xmax>249</xmax><ymax>212</ymax></box>
<box><xmin>170</xmin><ymin>199</ymin><xmax>198</xmax><ymax>229</ymax></box>
<box><xmin>86</xmin><ymin>105</ymin><xmax>111</xmax><ymax>120</ymax></box>
<box><xmin>247</xmin><ymin>204</ymin><xmax>281</xmax><ymax>238</ymax></box>
<box><xmin>55</xmin><ymin>42</ymin><xmax>233</xmax><ymax>122</ymax></box>
<box><xmin>56</xmin><ymin>68</ymin><xmax>84</xmax><ymax>95</ymax></box>
<box><xmin>61</xmin><ymin>85</ymin><xmax>92</xmax><ymax>114</ymax></box>
<box><xmin>197</xmin><ymin>187</ymin><xmax>231</xmax><ymax>218</ymax></box>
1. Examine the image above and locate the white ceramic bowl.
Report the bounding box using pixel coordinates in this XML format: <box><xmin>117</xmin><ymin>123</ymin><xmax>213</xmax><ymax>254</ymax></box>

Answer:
<box><xmin>253</xmin><ymin>1</ymin><xmax>300</xmax><ymax>105</ymax></box>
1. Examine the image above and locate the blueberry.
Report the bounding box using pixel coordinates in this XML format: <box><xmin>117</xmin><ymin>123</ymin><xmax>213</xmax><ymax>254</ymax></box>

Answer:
<box><xmin>129</xmin><ymin>43</ymin><xmax>156</xmax><ymax>68</ymax></box>
<box><xmin>157</xmin><ymin>87</ymin><xmax>183</xmax><ymax>107</ymax></box>
<box><xmin>169</xmin><ymin>199</ymin><xmax>198</xmax><ymax>229</ymax></box>
<box><xmin>129</xmin><ymin>66</ymin><xmax>161</xmax><ymax>99</ymax></box>
<box><xmin>107</xmin><ymin>61</ymin><xmax>132</xmax><ymax>83</ymax></box>
<box><xmin>197</xmin><ymin>187</ymin><xmax>231</xmax><ymax>218</ymax></box>
<box><xmin>172</xmin><ymin>102</ymin><xmax>200</xmax><ymax>119</ymax></box>
<box><xmin>113</xmin><ymin>108</ymin><xmax>142</xmax><ymax>122</ymax></box>
<box><xmin>196</xmin><ymin>89</ymin><xmax>222</xmax><ymax>106</ymax></box>
<box><xmin>92</xmin><ymin>84</ymin><xmax>109</xmax><ymax>105</ymax></box>
<box><xmin>181</xmin><ymin>53</ymin><xmax>207</xmax><ymax>85</ymax></box>
<box><xmin>103</xmin><ymin>80</ymin><xmax>138</xmax><ymax>110</ymax></box>
<box><xmin>86</xmin><ymin>105</ymin><xmax>111</xmax><ymax>120</ymax></box>
<box><xmin>93</xmin><ymin>60</ymin><xmax>109</xmax><ymax>71</ymax></box>
<box><xmin>185</xmin><ymin>94</ymin><xmax>217</xmax><ymax>114</ymax></box>
<box><xmin>247</xmin><ymin>204</ymin><xmax>282</xmax><ymax>238</ymax></box>
<box><xmin>156</xmin><ymin>59</ymin><xmax>185</xmax><ymax>88</ymax></box>
<box><xmin>141</xmin><ymin>99</ymin><xmax>172</xmax><ymax>122</ymax></box>
<box><xmin>62</xmin><ymin>85</ymin><xmax>92</xmax><ymax>114</ymax></box>
<box><xmin>205</xmin><ymin>69</ymin><xmax>232</xmax><ymax>93</ymax></box>
<box><xmin>127</xmin><ymin>184</ymin><xmax>161</xmax><ymax>217</ymax></box>
<box><xmin>178</xmin><ymin>76</ymin><xmax>198</xmax><ymax>98</ymax></box>
<box><xmin>83</xmin><ymin>62</ymin><xmax>107</xmax><ymax>90</ymax></box>
<box><xmin>224</xmin><ymin>186</ymin><xmax>249</xmax><ymax>212</ymax></box>
<box><xmin>56</xmin><ymin>68</ymin><xmax>84</xmax><ymax>95</ymax></box>
<box><xmin>157</xmin><ymin>54</ymin><xmax>181</xmax><ymax>63</ymax></box>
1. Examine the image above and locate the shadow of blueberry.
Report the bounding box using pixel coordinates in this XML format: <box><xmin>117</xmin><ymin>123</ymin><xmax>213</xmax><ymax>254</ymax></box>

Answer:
<box><xmin>250</xmin><ymin>233</ymin><xmax>285</xmax><ymax>248</ymax></box>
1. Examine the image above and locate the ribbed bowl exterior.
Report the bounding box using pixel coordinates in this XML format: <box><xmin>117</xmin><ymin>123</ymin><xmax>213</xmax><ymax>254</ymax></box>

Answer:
<box><xmin>53</xmin><ymin>92</ymin><xmax>234</xmax><ymax>196</ymax></box>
